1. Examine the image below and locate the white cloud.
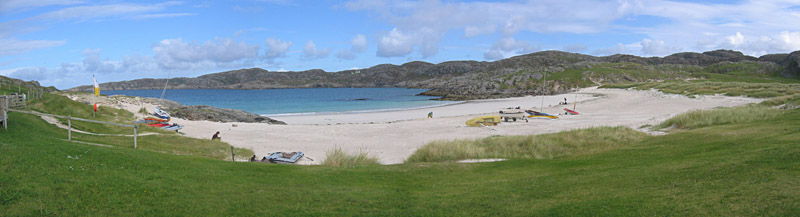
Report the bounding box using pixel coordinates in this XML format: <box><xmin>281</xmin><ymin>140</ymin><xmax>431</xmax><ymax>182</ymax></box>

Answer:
<box><xmin>351</xmin><ymin>34</ymin><xmax>367</xmax><ymax>53</ymax></box>
<box><xmin>130</xmin><ymin>13</ymin><xmax>194</xmax><ymax>20</ymax></box>
<box><xmin>563</xmin><ymin>44</ymin><xmax>588</xmax><ymax>53</ymax></box>
<box><xmin>336</xmin><ymin>50</ymin><xmax>357</xmax><ymax>60</ymax></box>
<box><xmin>35</xmin><ymin>1</ymin><xmax>183</xmax><ymax>21</ymax></box>
<box><xmin>348</xmin><ymin>0</ymin><xmax>800</xmax><ymax>57</ymax></box>
<box><xmin>727</xmin><ymin>32</ymin><xmax>745</xmax><ymax>46</ymax></box>
<box><xmin>153</xmin><ymin>37</ymin><xmax>260</xmax><ymax>70</ymax></box>
<box><xmin>82</xmin><ymin>49</ymin><xmax>117</xmax><ymax>73</ymax></box>
<box><xmin>377</xmin><ymin>28</ymin><xmax>416</xmax><ymax>57</ymax></box>
<box><xmin>640</xmin><ymin>38</ymin><xmax>678</xmax><ymax>55</ymax></box>
<box><xmin>593</xmin><ymin>43</ymin><xmax>635</xmax><ymax>56</ymax></box>
<box><xmin>264</xmin><ymin>37</ymin><xmax>292</xmax><ymax>61</ymax></box>
<box><xmin>0</xmin><ymin>0</ymin><xmax>84</xmax><ymax>12</ymax></box>
<box><xmin>335</xmin><ymin>34</ymin><xmax>367</xmax><ymax>60</ymax></box>
<box><xmin>483</xmin><ymin>50</ymin><xmax>503</xmax><ymax>60</ymax></box>
<box><xmin>348</xmin><ymin>0</ymin><xmax>628</xmax><ymax>58</ymax></box>
<box><xmin>302</xmin><ymin>40</ymin><xmax>330</xmax><ymax>60</ymax></box>
<box><xmin>483</xmin><ymin>37</ymin><xmax>540</xmax><ymax>60</ymax></box>
<box><xmin>9</xmin><ymin>67</ymin><xmax>49</xmax><ymax>81</ymax></box>
<box><xmin>0</xmin><ymin>38</ymin><xmax>66</xmax><ymax>56</ymax></box>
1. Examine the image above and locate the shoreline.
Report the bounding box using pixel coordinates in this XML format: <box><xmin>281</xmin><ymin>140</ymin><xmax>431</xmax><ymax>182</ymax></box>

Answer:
<box><xmin>263</xmin><ymin>100</ymin><xmax>466</xmax><ymax>117</ymax></box>
<box><xmin>70</xmin><ymin>87</ymin><xmax>763</xmax><ymax>165</ymax></box>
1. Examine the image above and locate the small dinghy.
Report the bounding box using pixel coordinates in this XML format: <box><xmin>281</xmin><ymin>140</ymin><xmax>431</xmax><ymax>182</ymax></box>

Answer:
<box><xmin>263</xmin><ymin>152</ymin><xmax>304</xmax><ymax>164</ymax></box>
<box><xmin>153</xmin><ymin>107</ymin><xmax>171</xmax><ymax>119</ymax></box>
<box><xmin>160</xmin><ymin>123</ymin><xmax>183</xmax><ymax>131</ymax></box>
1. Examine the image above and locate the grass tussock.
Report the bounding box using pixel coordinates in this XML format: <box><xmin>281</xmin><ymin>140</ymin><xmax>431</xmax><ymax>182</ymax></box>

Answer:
<box><xmin>602</xmin><ymin>81</ymin><xmax>800</xmax><ymax>98</ymax></box>
<box><xmin>655</xmin><ymin>105</ymin><xmax>782</xmax><ymax>130</ymax></box>
<box><xmin>321</xmin><ymin>147</ymin><xmax>379</xmax><ymax>167</ymax></box>
<box><xmin>760</xmin><ymin>94</ymin><xmax>800</xmax><ymax>107</ymax></box>
<box><xmin>406</xmin><ymin>126</ymin><xmax>649</xmax><ymax>163</ymax></box>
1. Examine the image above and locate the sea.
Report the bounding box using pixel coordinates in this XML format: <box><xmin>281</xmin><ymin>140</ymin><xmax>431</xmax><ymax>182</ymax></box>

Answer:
<box><xmin>103</xmin><ymin>88</ymin><xmax>458</xmax><ymax>116</ymax></box>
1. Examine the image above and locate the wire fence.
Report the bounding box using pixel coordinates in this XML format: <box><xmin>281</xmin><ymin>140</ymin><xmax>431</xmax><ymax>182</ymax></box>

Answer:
<box><xmin>3</xmin><ymin>108</ymin><xmax>140</xmax><ymax>149</ymax></box>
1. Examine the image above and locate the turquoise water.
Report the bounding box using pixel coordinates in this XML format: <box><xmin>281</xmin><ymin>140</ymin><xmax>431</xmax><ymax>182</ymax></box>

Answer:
<box><xmin>104</xmin><ymin>88</ymin><xmax>456</xmax><ymax>116</ymax></box>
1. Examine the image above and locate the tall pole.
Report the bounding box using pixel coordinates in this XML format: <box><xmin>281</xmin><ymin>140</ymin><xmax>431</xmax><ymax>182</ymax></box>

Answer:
<box><xmin>540</xmin><ymin>71</ymin><xmax>546</xmax><ymax>112</ymax></box>
<box><xmin>68</xmin><ymin>116</ymin><xmax>72</xmax><ymax>141</ymax></box>
<box><xmin>134</xmin><ymin>125</ymin><xmax>138</xmax><ymax>149</ymax></box>
<box><xmin>574</xmin><ymin>80</ymin><xmax>579</xmax><ymax>110</ymax></box>
<box><xmin>4</xmin><ymin>95</ymin><xmax>8</xmax><ymax>130</ymax></box>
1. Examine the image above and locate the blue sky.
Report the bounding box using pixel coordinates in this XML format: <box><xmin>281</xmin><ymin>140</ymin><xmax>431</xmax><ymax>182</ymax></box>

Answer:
<box><xmin>2</xmin><ymin>0</ymin><xmax>800</xmax><ymax>89</ymax></box>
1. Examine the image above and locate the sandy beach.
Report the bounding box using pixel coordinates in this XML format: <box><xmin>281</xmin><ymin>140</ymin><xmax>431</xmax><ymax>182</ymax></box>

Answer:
<box><xmin>80</xmin><ymin>87</ymin><xmax>762</xmax><ymax>164</ymax></box>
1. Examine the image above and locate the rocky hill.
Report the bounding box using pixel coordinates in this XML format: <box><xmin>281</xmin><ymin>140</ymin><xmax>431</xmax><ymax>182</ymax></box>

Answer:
<box><xmin>69</xmin><ymin>50</ymin><xmax>800</xmax><ymax>100</ymax></box>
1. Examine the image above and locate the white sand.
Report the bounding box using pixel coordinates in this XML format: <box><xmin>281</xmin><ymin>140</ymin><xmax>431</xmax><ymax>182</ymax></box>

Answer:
<box><xmin>73</xmin><ymin>87</ymin><xmax>762</xmax><ymax>164</ymax></box>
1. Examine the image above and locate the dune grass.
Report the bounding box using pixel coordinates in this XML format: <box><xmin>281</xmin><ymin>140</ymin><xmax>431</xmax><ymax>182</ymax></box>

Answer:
<box><xmin>602</xmin><ymin>81</ymin><xmax>800</xmax><ymax>98</ymax></box>
<box><xmin>654</xmin><ymin>105</ymin><xmax>783</xmax><ymax>130</ymax></box>
<box><xmin>321</xmin><ymin>147</ymin><xmax>379</xmax><ymax>167</ymax></box>
<box><xmin>406</xmin><ymin>126</ymin><xmax>649</xmax><ymax>163</ymax></box>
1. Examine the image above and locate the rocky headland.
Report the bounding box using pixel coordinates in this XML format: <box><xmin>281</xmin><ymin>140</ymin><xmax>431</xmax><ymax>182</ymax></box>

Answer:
<box><xmin>68</xmin><ymin>50</ymin><xmax>800</xmax><ymax>100</ymax></box>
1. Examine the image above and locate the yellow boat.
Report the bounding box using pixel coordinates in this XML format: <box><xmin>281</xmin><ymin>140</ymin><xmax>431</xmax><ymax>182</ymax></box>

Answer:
<box><xmin>465</xmin><ymin>115</ymin><xmax>501</xmax><ymax>127</ymax></box>
<box><xmin>525</xmin><ymin>110</ymin><xmax>559</xmax><ymax>119</ymax></box>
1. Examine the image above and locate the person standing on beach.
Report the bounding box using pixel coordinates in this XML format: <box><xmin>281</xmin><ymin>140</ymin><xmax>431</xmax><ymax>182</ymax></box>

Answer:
<box><xmin>427</xmin><ymin>112</ymin><xmax>433</xmax><ymax>118</ymax></box>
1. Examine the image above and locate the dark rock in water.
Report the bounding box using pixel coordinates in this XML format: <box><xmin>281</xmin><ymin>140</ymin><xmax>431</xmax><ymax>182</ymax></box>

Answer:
<box><xmin>139</xmin><ymin>97</ymin><xmax>285</xmax><ymax>124</ymax></box>
<box><xmin>349</xmin><ymin>98</ymin><xmax>369</xmax><ymax>101</ymax></box>
<box><xmin>170</xmin><ymin>105</ymin><xmax>286</xmax><ymax>124</ymax></box>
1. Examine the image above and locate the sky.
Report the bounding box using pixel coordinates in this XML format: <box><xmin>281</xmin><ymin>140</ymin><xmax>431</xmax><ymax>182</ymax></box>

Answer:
<box><xmin>1</xmin><ymin>0</ymin><xmax>800</xmax><ymax>89</ymax></box>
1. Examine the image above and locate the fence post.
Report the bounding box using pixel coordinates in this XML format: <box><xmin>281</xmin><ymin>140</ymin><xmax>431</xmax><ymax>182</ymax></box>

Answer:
<box><xmin>68</xmin><ymin>116</ymin><xmax>72</xmax><ymax>141</ymax></box>
<box><xmin>3</xmin><ymin>96</ymin><xmax>7</xmax><ymax>130</ymax></box>
<box><xmin>4</xmin><ymin>95</ymin><xmax>8</xmax><ymax>130</ymax></box>
<box><xmin>133</xmin><ymin>124</ymin><xmax>138</xmax><ymax>149</ymax></box>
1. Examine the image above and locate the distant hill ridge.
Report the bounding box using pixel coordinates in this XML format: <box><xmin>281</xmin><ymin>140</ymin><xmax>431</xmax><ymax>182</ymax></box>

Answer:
<box><xmin>69</xmin><ymin>50</ymin><xmax>800</xmax><ymax>100</ymax></box>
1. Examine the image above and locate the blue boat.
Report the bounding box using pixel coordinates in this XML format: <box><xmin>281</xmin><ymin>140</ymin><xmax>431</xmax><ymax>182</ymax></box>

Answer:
<box><xmin>264</xmin><ymin>152</ymin><xmax>304</xmax><ymax>164</ymax></box>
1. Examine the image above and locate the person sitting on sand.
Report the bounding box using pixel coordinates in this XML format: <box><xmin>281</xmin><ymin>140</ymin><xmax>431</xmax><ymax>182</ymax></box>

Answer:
<box><xmin>427</xmin><ymin>112</ymin><xmax>433</xmax><ymax>118</ymax></box>
<box><xmin>211</xmin><ymin>131</ymin><xmax>221</xmax><ymax>140</ymax></box>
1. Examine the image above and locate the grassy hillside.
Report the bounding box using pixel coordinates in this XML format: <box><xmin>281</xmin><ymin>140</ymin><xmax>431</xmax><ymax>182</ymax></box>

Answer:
<box><xmin>2</xmin><ymin>106</ymin><xmax>799</xmax><ymax>215</ymax></box>
<box><xmin>2</xmin><ymin>88</ymin><xmax>251</xmax><ymax>160</ymax></box>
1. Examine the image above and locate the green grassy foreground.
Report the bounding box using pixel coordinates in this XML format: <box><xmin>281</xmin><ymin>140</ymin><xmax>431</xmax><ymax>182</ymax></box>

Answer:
<box><xmin>2</xmin><ymin>106</ymin><xmax>800</xmax><ymax>215</ymax></box>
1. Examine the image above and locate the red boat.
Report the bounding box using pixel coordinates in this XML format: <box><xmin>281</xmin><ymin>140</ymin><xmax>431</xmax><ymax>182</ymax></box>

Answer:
<box><xmin>148</xmin><ymin>123</ymin><xmax>169</xmax><ymax>128</ymax></box>
<box><xmin>564</xmin><ymin>108</ymin><xmax>580</xmax><ymax>115</ymax></box>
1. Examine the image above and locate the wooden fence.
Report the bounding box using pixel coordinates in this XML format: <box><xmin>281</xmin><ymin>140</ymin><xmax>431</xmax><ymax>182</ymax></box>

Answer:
<box><xmin>3</xmin><ymin>109</ymin><xmax>139</xmax><ymax>149</ymax></box>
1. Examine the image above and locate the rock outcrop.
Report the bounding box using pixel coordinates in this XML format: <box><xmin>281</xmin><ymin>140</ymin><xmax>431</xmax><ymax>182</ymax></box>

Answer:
<box><xmin>68</xmin><ymin>49</ymin><xmax>800</xmax><ymax>100</ymax></box>
<box><xmin>169</xmin><ymin>105</ymin><xmax>286</xmax><ymax>124</ymax></box>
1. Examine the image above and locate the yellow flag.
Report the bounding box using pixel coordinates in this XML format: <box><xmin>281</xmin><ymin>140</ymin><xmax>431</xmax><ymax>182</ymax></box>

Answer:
<box><xmin>93</xmin><ymin>76</ymin><xmax>100</xmax><ymax>96</ymax></box>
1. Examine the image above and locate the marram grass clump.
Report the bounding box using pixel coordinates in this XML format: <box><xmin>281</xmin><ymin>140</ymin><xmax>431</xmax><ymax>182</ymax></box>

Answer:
<box><xmin>406</xmin><ymin>126</ymin><xmax>649</xmax><ymax>163</ymax></box>
<box><xmin>321</xmin><ymin>147</ymin><xmax>379</xmax><ymax>167</ymax></box>
<box><xmin>654</xmin><ymin>105</ymin><xmax>782</xmax><ymax>130</ymax></box>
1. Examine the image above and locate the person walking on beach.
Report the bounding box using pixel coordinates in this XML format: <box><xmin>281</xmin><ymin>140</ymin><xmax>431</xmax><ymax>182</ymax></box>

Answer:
<box><xmin>212</xmin><ymin>131</ymin><xmax>221</xmax><ymax>140</ymax></box>
<box><xmin>427</xmin><ymin>112</ymin><xmax>433</xmax><ymax>118</ymax></box>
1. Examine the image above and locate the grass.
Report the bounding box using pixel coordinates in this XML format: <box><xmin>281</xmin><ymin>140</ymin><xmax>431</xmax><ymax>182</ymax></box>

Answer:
<box><xmin>602</xmin><ymin>80</ymin><xmax>800</xmax><ymax>99</ymax></box>
<box><xmin>406</xmin><ymin>126</ymin><xmax>650</xmax><ymax>163</ymax></box>
<box><xmin>5</xmin><ymin>90</ymin><xmax>252</xmax><ymax>160</ymax></box>
<box><xmin>321</xmin><ymin>147</ymin><xmax>379</xmax><ymax>167</ymax></box>
<box><xmin>2</xmin><ymin>108</ymin><xmax>800</xmax><ymax>215</ymax></box>
<box><xmin>654</xmin><ymin>105</ymin><xmax>783</xmax><ymax>130</ymax></box>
